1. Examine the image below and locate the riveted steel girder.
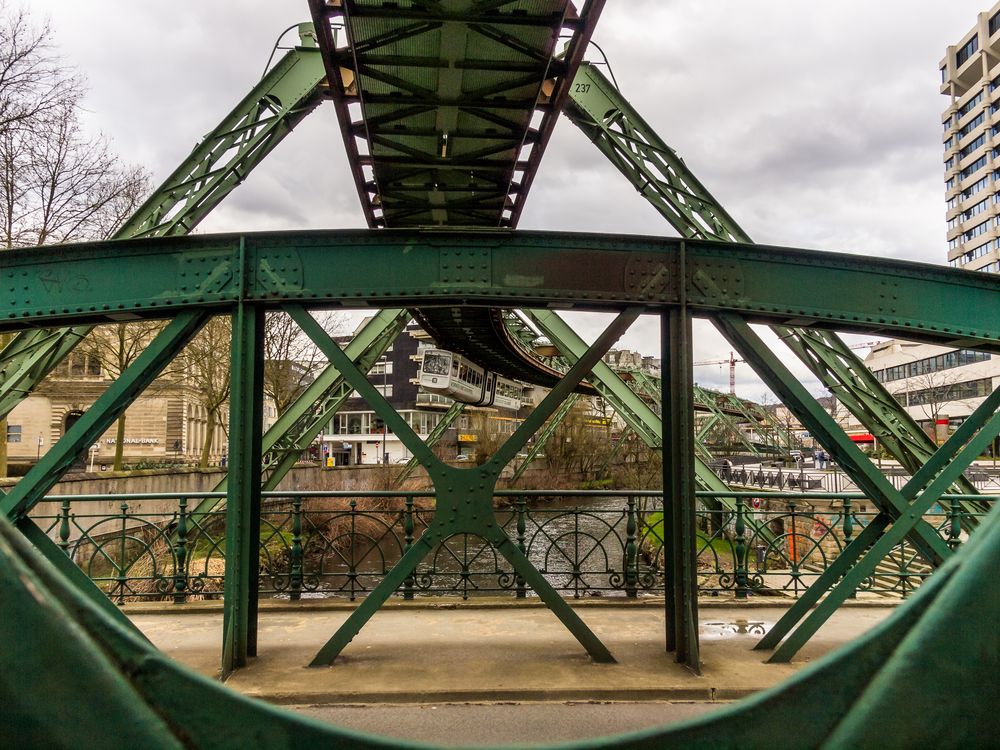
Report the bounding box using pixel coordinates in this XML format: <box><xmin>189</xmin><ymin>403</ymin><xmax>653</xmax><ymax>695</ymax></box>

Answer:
<box><xmin>526</xmin><ymin>310</ymin><xmax>662</xmax><ymax>449</ymax></box>
<box><xmin>761</xmin><ymin>381</ymin><xmax>1000</xmax><ymax>662</ymax></box>
<box><xmin>0</xmin><ymin>312</ymin><xmax>209</xmax><ymax>521</ymax></box>
<box><xmin>197</xmin><ymin>307</ymin><xmax>409</xmax><ymax>519</ymax></box>
<box><xmin>298</xmin><ymin>307</ymin><xmax>637</xmax><ymax>666</ymax></box>
<box><xmin>662</xmin><ymin>306</ymin><xmax>700</xmax><ymax>671</ymax></box>
<box><xmin>0</xmin><ymin>44</ymin><xmax>328</xmax><ymax>421</ymax></box>
<box><xmin>3</xmin><ymin>478</ymin><xmax>999</xmax><ymax>746</ymax></box>
<box><xmin>714</xmin><ymin>313</ymin><xmax>953</xmax><ymax>567</ymax></box>
<box><xmin>222</xmin><ymin>301</ymin><xmax>265</xmax><ymax>677</ymax></box>
<box><xmin>564</xmin><ymin>60</ymin><xmax>981</xmax><ymax>502</ymax></box>
<box><xmin>118</xmin><ymin>46</ymin><xmax>327</xmax><ymax>240</ymax></box>
<box><xmin>0</xmin><ymin>327</ymin><xmax>89</xmax><ymax>417</ymax></box>
<box><xmin>4</xmin><ymin>231</ymin><xmax>998</xmax><ymax>350</ymax></box>
<box><xmin>309</xmin><ymin>0</ymin><xmax>605</xmax><ymax>228</ymax></box>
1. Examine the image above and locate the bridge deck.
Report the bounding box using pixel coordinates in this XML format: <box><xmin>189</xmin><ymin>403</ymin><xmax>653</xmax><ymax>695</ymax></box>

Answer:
<box><xmin>130</xmin><ymin>599</ymin><xmax>894</xmax><ymax>707</ymax></box>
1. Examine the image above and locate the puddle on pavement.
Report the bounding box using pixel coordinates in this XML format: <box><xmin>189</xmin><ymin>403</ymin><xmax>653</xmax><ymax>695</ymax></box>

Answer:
<box><xmin>700</xmin><ymin>619</ymin><xmax>772</xmax><ymax>640</ymax></box>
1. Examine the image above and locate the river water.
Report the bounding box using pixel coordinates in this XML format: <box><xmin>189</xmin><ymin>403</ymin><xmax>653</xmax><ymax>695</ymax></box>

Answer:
<box><xmin>307</xmin><ymin>495</ymin><xmax>660</xmax><ymax>600</ymax></box>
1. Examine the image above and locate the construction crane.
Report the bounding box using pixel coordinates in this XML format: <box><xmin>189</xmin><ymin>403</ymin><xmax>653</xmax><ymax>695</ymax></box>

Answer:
<box><xmin>694</xmin><ymin>340</ymin><xmax>885</xmax><ymax>396</ymax></box>
<box><xmin>694</xmin><ymin>352</ymin><xmax>741</xmax><ymax>394</ymax></box>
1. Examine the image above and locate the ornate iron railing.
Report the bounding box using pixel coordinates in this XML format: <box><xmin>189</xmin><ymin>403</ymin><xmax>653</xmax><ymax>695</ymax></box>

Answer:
<box><xmin>31</xmin><ymin>490</ymin><xmax>995</xmax><ymax>604</ymax></box>
<box><xmin>715</xmin><ymin>463</ymin><xmax>1000</xmax><ymax>493</ymax></box>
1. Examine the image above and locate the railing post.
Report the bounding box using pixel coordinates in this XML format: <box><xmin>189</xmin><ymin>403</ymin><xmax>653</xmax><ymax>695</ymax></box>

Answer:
<box><xmin>516</xmin><ymin>496</ymin><xmax>527</xmax><ymax>599</ymax></box>
<box><xmin>403</xmin><ymin>495</ymin><xmax>415</xmax><ymax>601</ymax></box>
<box><xmin>290</xmin><ymin>497</ymin><xmax>303</xmax><ymax>601</ymax></box>
<box><xmin>841</xmin><ymin>497</ymin><xmax>856</xmax><ymax>599</ymax></box>
<box><xmin>58</xmin><ymin>498</ymin><xmax>72</xmax><ymax>556</ymax></box>
<box><xmin>787</xmin><ymin>500</ymin><xmax>801</xmax><ymax>596</ymax></box>
<box><xmin>348</xmin><ymin>499</ymin><xmax>358</xmax><ymax>601</ymax></box>
<box><xmin>734</xmin><ymin>499</ymin><xmax>748</xmax><ymax>599</ymax></box>
<box><xmin>116</xmin><ymin>501</ymin><xmax>129</xmax><ymax>606</ymax></box>
<box><xmin>625</xmin><ymin>495</ymin><xmax>638</xmax><ymax>598</ymax></box>
<box><xmin>173</xmin><ymin>497</ymin><xmax>189</xmax><ymax>604</ymax></box>
<box><xmin>948</xmin><ymin>498</ymin><xmax>963</xmax><ymax>550</ymax></box>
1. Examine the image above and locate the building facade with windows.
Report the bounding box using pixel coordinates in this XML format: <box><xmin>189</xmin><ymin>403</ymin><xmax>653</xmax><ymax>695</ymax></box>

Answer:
<box><xmin>4</xmin><ymin>349</ymin><xmax>235</xmax><ymax>472</ymax></box>
<box><xmin>863</xmin><ymin>340</ymin><xmax>998</xmax><ymax>447</ymax></box>
<box><xmin>941</xmin><ymin>2</ymin><xmax>1000</xmax><ymax>274</ymax></box>
<box><xmin>852</xmin><ymin>5</ymin><xmax>1000</xmax><ymax>453</ymax></box>
<box><xmin>317</xmin><ymin>320</ymin><xmax>530</xmax><ymax>466</ymax></box>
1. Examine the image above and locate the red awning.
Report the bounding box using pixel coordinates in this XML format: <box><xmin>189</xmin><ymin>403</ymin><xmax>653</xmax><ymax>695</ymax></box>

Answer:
<box><xmin>849</xmin><ymin>433</ymin><xmax>875</xmax><ymax>443</ymax></box>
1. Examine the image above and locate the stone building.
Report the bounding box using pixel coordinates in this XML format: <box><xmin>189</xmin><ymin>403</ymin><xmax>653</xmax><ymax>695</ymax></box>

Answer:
<box><xmin>5</xmin><ymin>348</ymin><xmax>231</xmax><ymax>472</ymax></box>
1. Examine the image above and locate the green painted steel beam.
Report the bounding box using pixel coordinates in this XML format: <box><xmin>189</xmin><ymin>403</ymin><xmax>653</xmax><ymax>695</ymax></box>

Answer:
<box><xmin>626</xmin><ymin>371</ymin><xmax>761</xmax><ymax>459</ymax></box>
<box><xmin>509</xmin><ymin>394</ymin><xmax>579</xmax><ymax>484</ymax></box>
<box><xmin>0</xmin><ymin>312</ymin><xmax>208</xmax><ymax>521</ymax></box>
<box><xmin>764</xmin><ymin>383</ymin><xmax>1000</xmax><ymax>663</ymax></box>
<box><xmin>192</xmin><ymin>308</ymin><xmax>409</xmax><ymax>522</ymax></box>
<box><xmin>717</xmin><ymin>393</ymin><xmax>800</xmax><ymax>455</ymax></box>
<box><xmin>526</xmin><ymin>310</ymin><xmax>661</xmax><ymax>450</ymax></box>
<box><xmin>118</xmin><ymin>43</ymin><xmax>327</xmax><ymax>239</ymax></box>
<box><xmin>525</xmin><ymin>309</ymin><xmax>769</xmax><ymax>524</ymax></box>
<box><xmin>565</xmin><ymin>59</ymin><xmax>977</xmax><ymax>499</ymax></box>
<box><xmin>222</xmin><ymin>301</ymin><xmax>265</xmax><ymax>677</ymax></box>
<box><xmin>777</xmin><ymin>327</ymin><xmax>982</xmax><ymax>503</ymax></box>
<box><xmin>0</xmin><ymin>327</ymin><xmax>89</xmax><ymax>418</ymax></box>
<box><xmin>14</xmin><ymin>516</ymin><xmax>146</xmax><ymax>638</ymax></box>
<box><xmin>301</xmin><ymin>308</ymin><xmax>637</xmax><ymax>666</ymax></box>
<box><xmin>4</xmin><ymin>231</ymin><xmax>998</xmax><ymax>350</ymax></box>
<box><xmin>0</xmin><ymin>42</ymin><xmax>328</xmax><ymax>421</ymax></box>
<box><xmin>258</xmin><ymin>309</ymin><xmax>407</xmax><ymax>491</ymax></box>
<box><xmin>394</xmin><ymin>399</ymin><xmax>465</xmax><ymax>486</ymax></box>
<box><xmin>691</xmin><ymin>384</ymin><xmax>763</xmax><ymax>458</ymax></box>
<box><xmin>661</xmin><ymin>307</ymin><xmax>700</xmax><ymax>671</ymax></box>
<box><xmin>566</xmin><ymin>62</ymin><xmax>749</xmax><ymax>244</ymax></box>
<box><xmin>714</xmin><ymin>313</ymin><xmax>953</xmax><ymax>567</ymax></box>
<box><xmin>3</xmin><ymin>480</ymin><xmax>998</xmax><ymax>746</ymax></box>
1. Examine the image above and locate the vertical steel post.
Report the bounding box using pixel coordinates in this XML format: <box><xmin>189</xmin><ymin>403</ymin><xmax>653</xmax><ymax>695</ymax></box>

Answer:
<box><xmin>290</xmin><ymin>498</ymin><xmax>303</xmax><ymax>601</ymax></box>
<box><xmin>625</xmin><ymin>495</ymin><xmax>638</xmax><ymax>598</ymax></box>
<box><xmin>221</xmin><ymin>299</ymin><xmax>265</xmax><ymax>678</ymax></box>
<box><xmin>662</xmin><ymin>286</ymin><xmax>700</xmax><ymax>671</ymax></box>
<box><xmin>173</xmin><ymin>498</ymin><xmax>189</xmax><ymax>604</ymax></box>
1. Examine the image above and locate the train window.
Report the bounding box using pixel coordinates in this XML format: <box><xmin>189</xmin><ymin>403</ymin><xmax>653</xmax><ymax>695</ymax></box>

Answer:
<box><xmin>423</xmin><ymin>351</ymin><xmax>451</xmax><ymax>376</ymax></box>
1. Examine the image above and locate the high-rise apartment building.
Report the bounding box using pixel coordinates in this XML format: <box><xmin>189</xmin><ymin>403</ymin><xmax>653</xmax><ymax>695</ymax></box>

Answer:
<box><xmin>941</xmin><ymin>2</ymin><xmax>1000</xmax><ymax>274</ymax></box>
<box><xmin>854</xmin><ymin>7</ymin><xmax>1000</xmax><ymax>450</ymax></box>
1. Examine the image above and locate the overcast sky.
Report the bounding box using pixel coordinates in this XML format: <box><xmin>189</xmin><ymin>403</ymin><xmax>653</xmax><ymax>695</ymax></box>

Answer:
<box><xmin>24</xmin><ymin>1</ymin><xmax>988</xmax><ymax>399</ymax></box>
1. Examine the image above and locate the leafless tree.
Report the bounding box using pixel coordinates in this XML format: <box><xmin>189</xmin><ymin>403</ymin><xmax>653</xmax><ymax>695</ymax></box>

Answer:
<box><xmin>541</xmin><ymin>402</ymin><xmax>614</xmax><ymax>479</ymax></box>
<box><xmin>0</xmin><ymin>4</ymin><xmax>80</xmax><ymax>134</ymax></box>
<box><xmin>78</xmin><ymin>322</ymin><xmax>166</xmax><ymax>470</ymax></box>
<box><xmin>0</xmin><ymin>4</ymin><xmax>149</xmax><ymax>476</ymax></box>
<box><xmin>262</xmin><ymin>311</ymin><xmax>342</xmax><ymax>418</ymax></box>
<box><xmin>1</xmin><ymin>100</ymin><xmax>149</xmax><ymax>247</ymax></box>
<box><xmin>178</xmin><ymin>317</ymin><xmax>232</xmax><ymax>469</ymax></box>
<box><xmin>893</xmin><ymin>369</ymin><xmax>966</xmax><ymax>442</ymax></box>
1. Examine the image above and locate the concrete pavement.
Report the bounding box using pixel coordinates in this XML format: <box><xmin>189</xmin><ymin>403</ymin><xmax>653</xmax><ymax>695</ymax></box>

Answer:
<box><xmin>129</xmin><ymin>600</ymin><xmax>893</xmax><ymax>705</ymax></box>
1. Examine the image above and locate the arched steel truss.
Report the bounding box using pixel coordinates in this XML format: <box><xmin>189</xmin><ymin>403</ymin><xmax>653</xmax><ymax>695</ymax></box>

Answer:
<box><xmin>1</xmin><ymin>3</ymin><xmax>999</xmax><ymax>744</ymax></box>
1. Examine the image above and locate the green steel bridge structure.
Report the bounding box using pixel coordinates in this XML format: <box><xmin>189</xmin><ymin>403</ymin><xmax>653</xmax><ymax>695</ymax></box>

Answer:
<box><xmin>1</xmin><ymin>2</ymin><xmax>998</xmax><ymax>746</ymax></box>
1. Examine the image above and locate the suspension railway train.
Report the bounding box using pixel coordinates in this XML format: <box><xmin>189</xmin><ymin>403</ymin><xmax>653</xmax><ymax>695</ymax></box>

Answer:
<box><xmin>418</xmin><ymin>349</ymin><xmax>522</xmax><ymax>410</ymax></box>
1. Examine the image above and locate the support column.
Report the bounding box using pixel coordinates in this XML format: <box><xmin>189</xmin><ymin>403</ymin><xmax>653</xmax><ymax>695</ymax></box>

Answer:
<box><xmin>662</xmin><ymin>302</ymin><xmax>700</xmax><ymax>672</ymax></box>
<box><xmin>221</xmin><ymin>302</ymin><xmax>265</xmax><ymax>678</ymax></box>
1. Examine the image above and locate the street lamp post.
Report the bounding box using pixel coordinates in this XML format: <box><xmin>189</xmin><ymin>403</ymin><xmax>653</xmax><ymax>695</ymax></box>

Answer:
<box><xmin>36</xmin><ymin>434</ymin><xmax>43</xmax><ymax>461</ymax></box>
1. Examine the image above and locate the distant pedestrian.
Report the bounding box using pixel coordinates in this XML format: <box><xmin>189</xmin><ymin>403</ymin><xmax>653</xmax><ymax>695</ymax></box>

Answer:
<box><xmin>816</xmin><ymin>450</ymin><xmax>827</xmax><ymax>470</ymax></box>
